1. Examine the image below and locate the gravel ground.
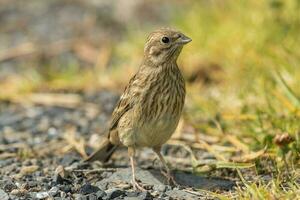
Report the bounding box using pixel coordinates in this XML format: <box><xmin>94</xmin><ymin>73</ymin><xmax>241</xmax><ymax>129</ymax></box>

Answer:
<box><xmin>0</xmin><ymin>91</ymin><xmax>235</xmax><ymax>200</ymax></box>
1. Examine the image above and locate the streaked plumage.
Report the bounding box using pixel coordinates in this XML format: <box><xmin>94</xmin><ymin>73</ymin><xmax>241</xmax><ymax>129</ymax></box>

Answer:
<box><xmin>86</xmin><ymin>28</ymin><xmax>191</xmax><ymax>190</ymax></box>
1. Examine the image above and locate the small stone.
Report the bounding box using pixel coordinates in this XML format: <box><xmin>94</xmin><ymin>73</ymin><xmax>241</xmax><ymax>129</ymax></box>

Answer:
<box><xmin>75</xmin><ymin>194</ymin><xmax>98</xmax><ymax>200</ymax></box>
<box><xmin>49</xmin><ymin>186</ymin><xmax>59</xmax><ymax>196</ymax></box>
<box><xmin>61</xmin><ymin>184</ymin><xmax>72</xmax><ymax>193</ymax></box>
<box><xmin>74</xmin><ymin>194</ymin><xmax>83</xmax><ymax>200</ymax></box>
<box><xmin>165</xmin><ymin>189</ymin><xmax>201</xmax><ymax>199</ymax></box>
<box><xmin>53</xmin><ymin>174</ymin><xmax>64</xmax><ymax>185</ymax></box>
<box><xmin>105</xmin><ymin>188</ymin><xmax>124</xmax><ymax>199</ymax></box>
<box><xmin>124</xmin><ymin>191</ymin><xmax>153</xmax><ymax>200</ymax></box>
<box><xmin>96</xmin><ymin>182</ymin><xmax>108</xmax><ymax>191</ymax></box>
<box><xmin>0</xmin><ymin>189</ymin><xmax>9</xmax><ymax>200</ymax></box>
<box><xmin>138</xmin><ymin>191</ymin><xmax>153</xmax><ymax>200</ymax></box>
<box><xmin>3</xmin><ymin>181</ymin><xmax>17</xmax><ymax>192</ymax></box>
<box><xmin>10</xmin><ymin>188</ymin><xmax>27</xmax><ymax>196</ymax></box>
<box><xmin>126</xmin><ymin>191</ymin><xmax>139</xmax><ymax>197</ymax></box>
<box><xmin>87</xmin><ymin>194</ymin><xmax>97</xmax><ymax>200</ymax></box>
<box><xmin>60</xmin><ymin>154</ymin><xmax>79</xmax><ymax>166</ymax></box>
<box><xmin>23</xmin><ymin>160</ymin><xmax>32</xmax><ymax>166</ymax></box>
<box><xmin>60</xmin><ymin>191</ymin><xmax>67</xmax><ymax>198</ymax></box>
<box><xmin>20</xmin><ymin>165</ymin><xmax>39</xmax><ymax>175</ymax></box>
<box><xmin>117</xmin><ymin>183</ymin><xmax>131</xmax><ymax>190</ymax></box>
<box><xmin>79</xmin><ymin>183</ymin><xmax>100</xmax><ymax>195</ymax></box>
<box><xmin>153</xmin><ymin>184</ymin><xmax>166</xmax><ymax>192</ymax></box>
<box><xmin>35</xmin><ymin>191</ymin><xmax>49</xmax><ymax>199</ymax></box>
<box><xmin>28</xmin><ymin>181</ymin><xmax>38</xmax><ymax>188</ymax></box>
<box><xmin>53</xmin><ymin>174</ymin><xmax>71</xmax><ymax>185</ymax></box>
<box><xmin>55</xmin><ymin>165</ymin><xmax>68</xmax><ymax>178</ymax></box>
<box><xmin>11</xmin><ymin>173</ymin><xmax>23</xmax><ymax>180</ymax></box>
<box><xmin>96</xmin><ymin>190</ymin><xmax>106</xmax><ymax>198</ymax></box>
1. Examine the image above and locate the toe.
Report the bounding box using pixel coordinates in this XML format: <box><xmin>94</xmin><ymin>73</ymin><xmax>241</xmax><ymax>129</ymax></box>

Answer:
<box><xmin>132</xmin><ymin>179</ymin><xmax>146</xmax><ymax>191</ymax></box>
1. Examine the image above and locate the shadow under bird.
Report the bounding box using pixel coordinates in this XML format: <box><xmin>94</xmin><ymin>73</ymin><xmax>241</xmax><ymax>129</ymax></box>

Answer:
<box><xmin>85</xmin><ymin>28</ymin><xmax>192</xmax><ymax>190</ymax></box>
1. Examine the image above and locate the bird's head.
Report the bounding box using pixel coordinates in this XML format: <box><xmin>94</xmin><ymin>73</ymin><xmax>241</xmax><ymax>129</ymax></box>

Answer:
<box><xmin>144</xmin><ymin>28</ymin><xmax>192</xmax><ymax>65</ymax></box>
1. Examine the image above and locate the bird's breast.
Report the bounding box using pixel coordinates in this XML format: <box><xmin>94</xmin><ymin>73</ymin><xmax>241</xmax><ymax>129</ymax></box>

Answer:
<box><xmin>133</xmin><ymin>65</ymin><xmax>185</xmax><ymax>147</ymax></box>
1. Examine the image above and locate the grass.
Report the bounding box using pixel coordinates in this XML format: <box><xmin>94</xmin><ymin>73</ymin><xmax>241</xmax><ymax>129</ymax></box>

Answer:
<box><xmin>171</xmin><ymin>0</ymin><xmax>300</xmax><ymax>199</ymax></box>
<box><xmin>1</xmin><ymin>0</ymin><xmax>300</xmax><ymax>199</ymax></box>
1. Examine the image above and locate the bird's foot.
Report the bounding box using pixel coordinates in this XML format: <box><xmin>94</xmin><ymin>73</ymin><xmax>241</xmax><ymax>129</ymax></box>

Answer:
<box><xmin>160</xmin><ymin>170</ymin><xmax>179</xmax><ymax>186</ymax></box>
<box><xmin>131</xmin><ymin>179</ymin><xmax>146</xmax><ymax>191</ymax></box>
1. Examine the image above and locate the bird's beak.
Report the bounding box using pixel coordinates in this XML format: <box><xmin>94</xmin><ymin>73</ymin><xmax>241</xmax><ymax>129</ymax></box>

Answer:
<box><xmin>177</xmin><ymin>34</ymin><xmax>192</xmax><ymax>45</ymax></box>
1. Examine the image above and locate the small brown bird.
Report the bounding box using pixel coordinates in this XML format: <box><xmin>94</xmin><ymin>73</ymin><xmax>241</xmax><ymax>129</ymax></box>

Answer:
<box><xmin>86</xmin><ymin>28</ymin><xmax>191</xmax><ymax>190</ymax></box>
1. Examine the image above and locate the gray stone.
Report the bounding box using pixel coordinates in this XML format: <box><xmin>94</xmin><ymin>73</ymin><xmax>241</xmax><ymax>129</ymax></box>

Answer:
<box><xmin>96</xmin><ymin>168</ymin><xmax>163</xmax><ymax>188</ymax></box>
<box><xmin>49</xmin><ymin>186</ymin><xmax>59</xmax><ymax>196</ymax></box>
<box><xmin>137</xmin><ymin>191</ymin><xmax>153</xmax><ymax>200</ymax></box>
<box><xmin>124</xmin><ymin>191</ymin><xmax>153</xmax><ymax>200</ymax></box>
<box><xmin>96</xmin><ymin>190</ymin><xmax>106</xmax><ymax>198</ymax></box>
<box><xmin>79</xmin><ymin>183</ymin><xmax>100</xmax><ymax>195</ymax></box>
<box><xmin>153</xmin><ymin>184</ymin><xmax>166</xmax><ymax>192</ymax></box>
<box><xmin>104</xmin><ymin>188</ymin><xmax>124</xmax><ymax>199</ymax></box>
<box><xmin>165</xmin><ymin>189</ymin><xmax>202</xmax><ymax>199</ymax></box>
<box><xmin>0</xmin><ymin>189</ymin><xmax>9</xmax><ymax>200</ymax></box>
<box><xmin>124</xmin><ymin>198</ymin><xmax>140</xmax><ymax>200</ymax></box>
<box><xmin>87</xmin><ymin>194</ymin><xmax>97</xmax><ymax>200</ymax></box>
<box><xmin>35</xmin><ymin>191</ymin><xmax>49</xmax><ymax>199</ymax></box>
<box><xmin>96</xmin><ymin>167</ymin><xmax>235</xmax><ymax>190</ymax></box>
<box><xmin>3</xmin><ymin>180</ymin><xmax>17</xmax><ymax>192</ymax></box>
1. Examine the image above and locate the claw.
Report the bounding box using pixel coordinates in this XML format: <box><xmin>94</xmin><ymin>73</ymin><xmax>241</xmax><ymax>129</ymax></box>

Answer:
<box><xmin>131</xmin><ymin>179</ymin><xmax>146</xmax><ymax>191</ymax></box>
<box><xmin>160</xmin><ymin>169</ymin><xmax>178</xmax><ymax>186</ymax></box>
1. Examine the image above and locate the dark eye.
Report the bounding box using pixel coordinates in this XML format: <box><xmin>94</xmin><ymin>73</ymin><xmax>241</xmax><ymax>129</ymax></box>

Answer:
<box><xmin>161</xmin><ymin>37</ymin><xmax>170</xmax><ymax>44</ymax></box>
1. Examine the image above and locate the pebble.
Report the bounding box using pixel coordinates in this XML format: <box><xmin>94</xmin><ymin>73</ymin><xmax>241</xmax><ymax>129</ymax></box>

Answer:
<box><xmin>75</xmin><ymin>193</ymin><xmax>98</xmax><ymax>200</ymax></box>
<box><xmin>96</xmin><ymin>190</ymin><xmax>106</xmax><ymax>198</ymax></box>
<box><xmin>0</xmin><ymin>189</ymin><xmax>9</xmax><ymax>200</ymax></box>
<box><xmin>105</xmin><ymin>188</ymin><xmax>124</xmax><ymax>199</ymax></box>
<box><xmin>126</xmin><ymin>191</ymin><xmax>139</xmax><ymax>197</ymax></box>
<box><xmin>153</xmin><ymin>184</ymin><xmax>166</xmax><ymax>192</ymax></box>
<box><xmin>35</xmin><ymin>191</ymin><xmax>49</xmax><ymax>199</ymax></box>
<box><xmin>60</xmin><ymin>191</ymin><xmax>67</xmax><ymax>198</ymax></box>
<box><xmin>3</xmin><ymin>181</ymin><xmax>17</xmax><ymax>192</ymax></box>
<box><xmin>60</xmin><ymin>184</ymin><xmax>72</xmax><ymax>193</ymax></box>
<box><xmin>0</xmin><ymin>159</ymin><xmax>14</xmax><ymax>168</ymax></box>
<box><xmin>97</xmin><ymin>182</ymin><xmax>108</xmax><ymax>191</ymax></box>
<box><xmin>138</xmin><ymin>191</ymin><xmax>153</xmax><ymax>200</ymax></box>
<box><xmin>79</xmin><ymin>183</ymin><xmax>100</xmax><ymax>195</ymax></box>
<box><xmin>87</xmin><ymin>194</ymin><xmax>98</xmax><ymax>200</ymax></box>
<box><xmin>53</xmin><ymin>174</ymin><xmax>72</xmax><ymax>185</ymax></box>
<box><xmin>20</xmin><ymin>165</ymin><xmax>39</xmax><ymax>176</ymax></box>
<box><xmin>49</xmin><ymin>186</ymin><xmax>59</xmax><ymax>196</ymax></box>
<box><xmin>28</xmin><ymin>181</ymin><xmax>38</xmax><ymax>188</ymax></box>
<box><xmin>10</xmin><ymin>188</ymin><xmax>27</xmax><ymax>196</ymax></box>
<box><xmin>124</xmin><ymin>191</ymin><xmax>153</xmax><ymax>200</ymax></box>
<box><xmin>60</xmin><ymin>154</ymin><xmax>79</xmax><ymax>166</ymax></box>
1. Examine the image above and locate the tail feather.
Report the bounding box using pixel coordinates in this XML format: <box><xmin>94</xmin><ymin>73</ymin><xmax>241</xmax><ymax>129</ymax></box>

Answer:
<box><xmin>85</xmin><ymin>139</ymin><xmax>117</xmax><ymax>162</ymax></box>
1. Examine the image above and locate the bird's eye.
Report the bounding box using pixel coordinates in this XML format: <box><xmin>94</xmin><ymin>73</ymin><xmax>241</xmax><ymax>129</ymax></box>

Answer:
<box><xmin>161</xmin><ymin>37</ymin><xmax>170</xmax><ymax>44</ymax></box>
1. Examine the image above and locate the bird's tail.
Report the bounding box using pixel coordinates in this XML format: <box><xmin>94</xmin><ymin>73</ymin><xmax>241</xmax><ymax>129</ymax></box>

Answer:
<box><xmin>84</xmin><ymin>139</ymin><xmax>118</xmax><ymax>163</ymax></box>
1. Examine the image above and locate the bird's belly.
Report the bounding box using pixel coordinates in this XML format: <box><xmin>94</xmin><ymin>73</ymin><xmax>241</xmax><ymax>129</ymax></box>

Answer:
<box><xmin>135</xmin><ymin>114</ymin><xmax>180</xmax><ymax>147</ymax></box>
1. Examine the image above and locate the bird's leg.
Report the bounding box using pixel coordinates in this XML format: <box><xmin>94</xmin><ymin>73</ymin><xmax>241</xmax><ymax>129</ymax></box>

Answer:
<box><xmin>128</xmin><ymin>147</ymin><xmax>146</xmax><ymax>191</ymax></box>
<box><xmin>153</xmin><ymin>146</ymin><xmax>178</xmax><ymax>186</ymax></box>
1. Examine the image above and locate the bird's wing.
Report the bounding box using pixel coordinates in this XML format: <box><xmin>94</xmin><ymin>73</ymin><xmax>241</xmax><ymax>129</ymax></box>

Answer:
<box><xmin>85</xmin><ymin>73</ymin><xmax>140</xmax><ymax>162</ymax></box>
<box><xmin>109</xmin><ymin>73</ymin><xmax>139</xmax><ymax>131</ymax></box>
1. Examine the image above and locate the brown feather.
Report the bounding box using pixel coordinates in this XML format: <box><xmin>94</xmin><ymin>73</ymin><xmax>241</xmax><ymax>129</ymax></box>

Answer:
<box><xmin>86</xmin><ymin>28</ymin><xmax>191</xmax><ymax>164</ymax></box>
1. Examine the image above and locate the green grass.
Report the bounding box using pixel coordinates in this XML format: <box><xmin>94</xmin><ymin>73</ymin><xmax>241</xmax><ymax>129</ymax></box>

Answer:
<box><xmin>170</xmin><ymin>0</ymin><xmax>300</xmax><ymax>198</ymax></box>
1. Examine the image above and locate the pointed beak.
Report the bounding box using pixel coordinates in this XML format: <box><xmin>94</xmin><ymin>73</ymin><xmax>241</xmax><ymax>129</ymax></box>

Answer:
<box><xmin>177</xmin><ymin>34</ymin><xmax>192</xmax><ymax>45</ymax></box>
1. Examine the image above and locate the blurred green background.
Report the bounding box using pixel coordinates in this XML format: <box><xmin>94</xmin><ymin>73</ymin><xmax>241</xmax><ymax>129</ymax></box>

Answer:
<box><xmin>0</xmin><ymin>0</ymin><xmax>299</xmax><ymax>197</ymax></box>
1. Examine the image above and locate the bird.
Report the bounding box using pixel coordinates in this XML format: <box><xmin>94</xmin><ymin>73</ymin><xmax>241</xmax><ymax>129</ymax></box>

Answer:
<box><xmin>85</xmin><ymin>28</ymin><xmax>191</xmax><ymax>190</ymax></box>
